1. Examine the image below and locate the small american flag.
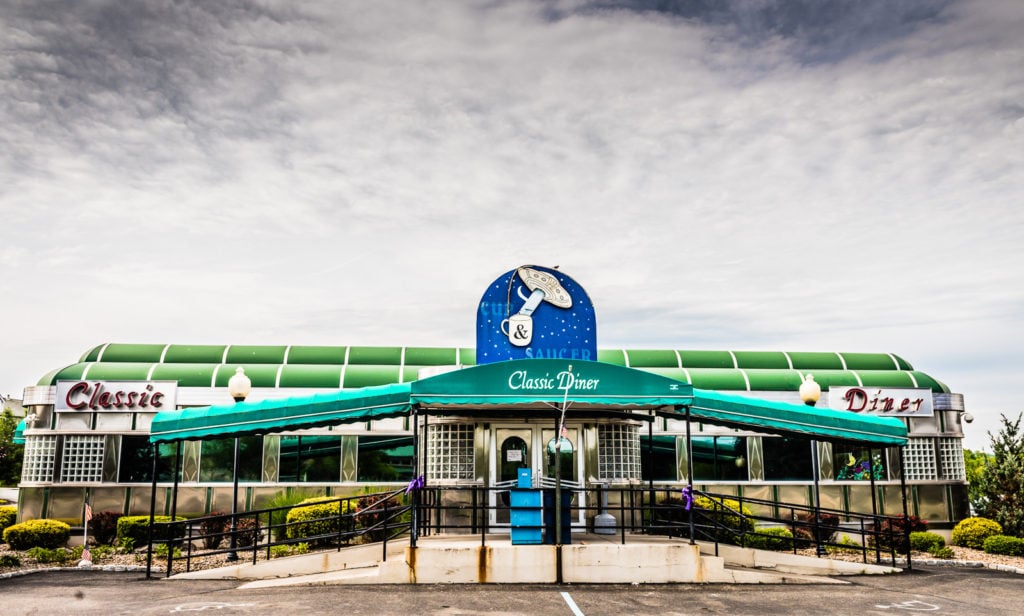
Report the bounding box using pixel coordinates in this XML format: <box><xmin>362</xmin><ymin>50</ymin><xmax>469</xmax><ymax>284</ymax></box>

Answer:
<box><xmin>84</xmin><ymin>502</ymin><xmax>93</xmax><ymax>522</ymax></box>
<box><xmin>81</xmin><ymin>547</ymin><xmax>91</xmax><ymax>562</ymax></box>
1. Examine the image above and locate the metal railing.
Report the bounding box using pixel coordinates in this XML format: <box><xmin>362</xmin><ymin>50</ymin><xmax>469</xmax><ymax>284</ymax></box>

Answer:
<box><xmin>146</xmin><ymin>483</ymin><xmax>912</xmax><ymax>577</ymax></box>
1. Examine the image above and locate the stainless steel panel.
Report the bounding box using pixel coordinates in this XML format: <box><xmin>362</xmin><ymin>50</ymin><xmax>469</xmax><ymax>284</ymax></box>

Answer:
<box><xmin>46</xmin><ymin>487</ymin><xmax>85</xmax><ymax>525</ymax></box>
<box><xmin>819</xmin><ymin>442</ymin><xmax>833</xmax><ymax>480</ymax></box>
<box><xmin>18</xmin><ymin>488</ymin><xmax>45</xmax><ymax>520</ymax></box>
<box><xmin>846</xmin><ymin>484</ymin><xmax>876</xmax><ymax>516</ymax></box>
<box><xmin>95</xmin><ymin>412</ymin><xmax>132</xmax><ymax>431</ymax></box>
<box><xmin>583</xmin><ymin>424</ymin><xmax>599</xmax><ymax>484</ymax></box>
<box><xmin>55</xmin><ymin>413</ymin><xmax>91</xmax><ymax>430</ymax></box>
<box><xmin>916</xmin><ymin>485</ymin><xmax>948</xmax><ymax>522</ymax></box>
<box><xmin>262</xmin><ymin>435</ymin><xmax>280</xmax><ymax>483</ymax></box>
<box><xmin>777</xmin><ymin>484</ymin><xmax>811</xmax><ymax>508</ymax></box>
<box><xmin>746</xmin><ymin>437</ymin><xmax>764</xmax><ymax>482</ymax></box>
<box><xmin>102</xmin><ymin>435</ymin><xmax>119</xmax><ymax>483</ymax></box>
<box><xmin>341</xmin><ymin>435</ymin><xmax>357</xmax><ymax>482</ymax></box>
<box><xmin>182</xmin><ymin>441</ymin><xmax>201</xmax><ymax>483</ymax></box>
<box><xmin>739</xmin><ymin>485</ymin><xmax>774</xmax><ymax>518</ymax></box>
<box><xmin>172</xmin><ymin>487</ymin><xmax>209</xmax><ymax>517</ymax></box>
<box><xmin>474</xmin><ymin>424</ymin><xmax>489</xmax><ymax>483</ymax></box>
<box><xmin>819</xmin><ymin>485</ymin><xmax>843</xmax><ymax>512</ymax></box>
<box><xmin>89</xmin><ymin>487</ymin><xmax>126</xmax><ymax>516</ymax></box>
<box><xmin>128</xmin><ymin>487</ymin><xmax>168</xmax><ymax>517</ymax></box>
<box><xmin>881</xmin><ymin>485</ymin><xmax>907</xmax><ymax>516</ymax></box>
<box><xmin>677</xmin><ymin>438</ymin><xmax>689</xmax><ymax>482</ymax></box>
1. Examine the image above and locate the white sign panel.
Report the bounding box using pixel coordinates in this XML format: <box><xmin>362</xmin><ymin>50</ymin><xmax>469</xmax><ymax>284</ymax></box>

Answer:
<box><xmin>828</xmin><ymin>386</ymin><xmax>933</xmax><ymax>417</ymax></box>
<box><xmin>56</xmin><ymin>381</ymin><xmax>178</xmax><ymax>412</ymax></box>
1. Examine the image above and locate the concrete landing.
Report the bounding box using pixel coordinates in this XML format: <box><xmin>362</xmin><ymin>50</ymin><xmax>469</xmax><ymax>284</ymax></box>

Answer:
<box><xmin>170</xmin><ymin>534</ymin><xmax>897</xmax><ymax>586</ymax></box>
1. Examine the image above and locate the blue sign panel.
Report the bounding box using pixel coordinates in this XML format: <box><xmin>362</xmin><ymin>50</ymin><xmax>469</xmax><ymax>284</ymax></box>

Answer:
<box><xmin>476</xmin><ymin>266</ymin><xmax>597</xmax><ymax>365</ymax></box>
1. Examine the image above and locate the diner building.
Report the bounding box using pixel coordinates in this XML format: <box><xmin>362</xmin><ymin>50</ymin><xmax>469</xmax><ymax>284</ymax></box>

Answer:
<box><xmin>14</xmin><ymin>267</ymin><xmax>970</xmax><ymax>532</ymax></box>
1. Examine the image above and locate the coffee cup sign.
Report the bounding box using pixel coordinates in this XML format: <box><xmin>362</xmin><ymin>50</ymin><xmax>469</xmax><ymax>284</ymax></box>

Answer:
<box><xmin>503</xmin><ymin>267</ymin><xmax>572</xmax><ymax>347</ymax></box>
<box><xmin>501</xmin><ymin>314</ymin><xmax>534</xmax><ymax>346</ymax></box>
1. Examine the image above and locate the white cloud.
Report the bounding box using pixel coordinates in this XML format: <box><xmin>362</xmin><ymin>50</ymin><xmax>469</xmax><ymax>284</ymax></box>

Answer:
<box><xmin>1</xmin><ymin>0</ymin><xmax>1021</xmax><ymax>450</ymax></box>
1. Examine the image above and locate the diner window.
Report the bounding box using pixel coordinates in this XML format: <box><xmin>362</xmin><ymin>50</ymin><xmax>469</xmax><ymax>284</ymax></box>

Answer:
<box><xmin>357</xmin><ymin>435</ymin><xmax>414</xmax><ymax>482</ymax></box>
<box><xmin>640</xmin><ymin>434</ymin><xmax>677</xmax><ymax>481</ymax></box>
<box><xmin>118</xmin><ymin>435</ymin><xmax>178</xmax><ymax>483</ymax></box>
<box><xmin>279</xmin><ymin>435</ymin><xmax>341</xmax><ymax>483</ymax></box>
<box><xmin>426</xmin><ymin>423</ymin><xmax>474</xmax><ymax>481</ymax></box>
<box><xmin>691</xmin><ymin>436</ymin><xmax>747</xmax><ymax>481</ymax></box>
<box><xmin>833</xmin><ymin>444</ymin><xmax>886</xmax><ymax>481</ymax></box>
<box><xmin>60</xmin><ymin>435</ymin><xmax>105</xmax><ymax>483</ymax></box>
<box><xmin>598</xmin><ymin>424</ymin><xmax>641</xmax><ymax>481</ymax></box>
<box><xmin>22</xmin><ymin>435</ymin><xmax>58</xmax><ymax>483</ymax></box>
<box><xmin>762</xmin><ymin>436</ymin><xmax>813</xmax><ymax>481</ymax></box>
<box><xmin>198</xmin><ymin>436</ymin><xmax>264</xmax><ymax>483</ymax></box>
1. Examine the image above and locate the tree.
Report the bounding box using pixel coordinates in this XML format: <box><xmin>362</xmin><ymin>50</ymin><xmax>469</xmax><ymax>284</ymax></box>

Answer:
<box><xmin>964</xmin><ymin>448</ymin><xmax>992</xmax><ymax>511</ymax></box>
<box><xmin>973</xmin><ymin>413</ymin><xmax>1024</xmax><ymax>537</ymax></box>
<box><xmin>0</xmin><ymin>408</ymin><xmax>24</xmax><ymax>486</ymax></box>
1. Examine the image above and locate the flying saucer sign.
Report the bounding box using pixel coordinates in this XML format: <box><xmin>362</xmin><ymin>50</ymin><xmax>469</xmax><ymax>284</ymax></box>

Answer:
<box><xmin>476</xmin><ymin>266</ymin><xmax>597</xmax><ymax>364</ymax></box>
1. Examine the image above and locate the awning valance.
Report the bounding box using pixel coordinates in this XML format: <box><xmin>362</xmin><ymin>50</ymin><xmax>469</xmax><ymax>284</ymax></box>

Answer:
<box><xmin>149</xmin><ymin>382</ymin><xmax>412</xmax><ymax>443</ymax></box>
<box><xmin>410</xmin><ymin>359</ymin><xmax>694</xmax><ymax>409</ymax></box>
<box><xmin>689</xmin><ymin>389</ymin><xmax>908</xmax><ymax>446</ymax></box>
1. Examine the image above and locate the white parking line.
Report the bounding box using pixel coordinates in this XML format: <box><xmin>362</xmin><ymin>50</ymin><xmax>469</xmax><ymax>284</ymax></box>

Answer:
<box><xmin>560</xmin><ymin>591</ymin><xmax>585</xmax><ymax>616</ymax></box>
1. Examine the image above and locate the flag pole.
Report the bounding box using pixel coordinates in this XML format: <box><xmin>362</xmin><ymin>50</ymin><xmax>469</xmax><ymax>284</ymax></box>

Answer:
<box><xmin>80</xmin><ymin>498</ymin><xmax>93</xmax><ymax>566</ymax></box>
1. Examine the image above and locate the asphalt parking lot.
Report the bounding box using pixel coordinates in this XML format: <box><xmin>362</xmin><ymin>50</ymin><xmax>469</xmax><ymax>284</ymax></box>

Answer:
<box><xmin>2</xmin><ymin>566</ymin><xmax>1022</xmax><ymax>615</ymax></box>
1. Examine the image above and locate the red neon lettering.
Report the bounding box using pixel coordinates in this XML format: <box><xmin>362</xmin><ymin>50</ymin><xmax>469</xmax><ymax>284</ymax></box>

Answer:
<box><xmin>843</xmin><ymin>388</ymin><xmax>867</xmax><ymax>412</ymax></box>
<box><xmin>65</xmin><ymin>382</ymin><xmax>92</xmax><ymax>410</ymax></box>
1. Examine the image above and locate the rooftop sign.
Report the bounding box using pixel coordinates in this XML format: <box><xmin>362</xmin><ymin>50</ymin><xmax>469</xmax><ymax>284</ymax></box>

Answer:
<box><xmin>828</xmin><ymin>386</ymin><xmax>933</xmax><ymax>417</ymax></box>
<box><xmin>56</xmin><ymin>381</ymin><xmax>178</xmax><ymax>412</ymax></box>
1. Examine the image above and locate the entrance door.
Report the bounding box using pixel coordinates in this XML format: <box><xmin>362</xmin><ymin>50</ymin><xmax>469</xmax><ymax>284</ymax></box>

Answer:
<box><xmin>490</xmin><ymin>425</ymin><xmax>585</xmax><ymax>528</ymax></box>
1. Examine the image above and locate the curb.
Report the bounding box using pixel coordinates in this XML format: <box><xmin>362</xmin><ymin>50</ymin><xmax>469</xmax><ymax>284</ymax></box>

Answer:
<box><xmin>893</xmin><ymin>558</ymin><xmax>1024</xmax><ymax>575</ymax></box>
<box><xmin>0</xmin><ymin>564</ymin><xmax>159</xmax><ymax>580</ymax></box>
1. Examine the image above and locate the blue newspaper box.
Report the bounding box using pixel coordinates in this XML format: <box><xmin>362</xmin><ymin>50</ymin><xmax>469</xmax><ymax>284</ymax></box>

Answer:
<box><xmin>510</xmin><ymin>489</ymin><xmax>543</xmax><ymax>545</ymax></box>
<box><xmin>517</xmin><ymin>468</ymin><xmax>532</xmax><ymax>488</ymax></box>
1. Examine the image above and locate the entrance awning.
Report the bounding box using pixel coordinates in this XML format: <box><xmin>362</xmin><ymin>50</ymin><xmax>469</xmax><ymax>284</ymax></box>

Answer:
<box><xmin>410</xmin><ymin>359</ymin><xmax>695</xmax><ymax>409</ymax></box>
<box><xmin>149</xmin><ymin>382</ymin><xmax>412</xmax><ymax>443</ymax></box>
<box><xmin>689</xmin><ymin>389</ymin><xmax>908</xmax><ymax>446</ymax></box>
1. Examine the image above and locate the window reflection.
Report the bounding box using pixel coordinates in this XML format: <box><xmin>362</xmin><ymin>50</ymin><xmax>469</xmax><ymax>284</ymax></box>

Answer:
<box><xmin>198</xmin><ymin>436</ymin><xmax>263</xmax><ymax>483</ymax></box>
<box><xmin>762</xmin><ymin>436</ymin><xmax>813</xmax><ymax>480</ymax></box>
<box><xmin>279</xmin><ymin>435</ymin><xmax>341</xmax><ymax>483</ymax></box>
<box><xmin>357</xmin><ymin>435</ymin><xmax>414</xmax><ymax>482</ymax></box>
<box><xmin>691</xmin><ymin>436</ymin><xmax>747</xmax><ymax>481</ymax></box>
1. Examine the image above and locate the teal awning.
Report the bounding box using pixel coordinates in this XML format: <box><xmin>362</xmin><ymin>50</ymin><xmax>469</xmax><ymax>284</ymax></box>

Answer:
<box><xmin>689</xmin><ymin>389</ymin><xmax>908</xmax><ymax>446</ymax></box>
<box><xmin>13</xmin><ymin>418</ymin><xmax>26</xmax><ymax>444</ymax></box>
<box><xmin>410</xmin><ymin>359</ymin><xmax>694</xmax><ymax>408</ymax></box>
<box><xmin>147</xmin><ymin>360</ymin><xmax>906</xmax><ymax>447</ymax></box>
<box><xmin>149</xmin><ymin>382</ymin><xmax>412</xmax><ymax>443</ymax></box>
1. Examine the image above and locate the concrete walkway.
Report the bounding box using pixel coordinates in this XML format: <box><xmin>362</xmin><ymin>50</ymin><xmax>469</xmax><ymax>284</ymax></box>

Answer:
<box><xmin>169</xmin><ymin>532</ymin><xmax>899</xmax><ymax>586</ymax></box>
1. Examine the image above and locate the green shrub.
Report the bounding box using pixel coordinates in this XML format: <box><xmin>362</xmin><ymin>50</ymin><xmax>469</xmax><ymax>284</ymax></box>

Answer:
<box><xmin>0</xmin><ymin>506</ymin><xmax>16</xmax><ymax>538</ymax></box>
<box><xmin>910</xmin><ymin>531</ymin><xmax>945</xmax><ymax>552</ymax></box>
<box><xmin>153</xmin><ymin>543</ymin><xmax>182</xmax><ymax>559</ymax></box>
<box><xmin>826</xmin><ymin>535</ymin><xmax>865</xmax><ymax>555</ymax></box>
<box><xmin>27</xmin><ymin>546</ymin><xmax>73</xmax><ymax>564</ymax></box>
<box><xmin>869</xmin><ymin>515</ymin><xmax>928</xmax><ymax>552</ymax></box>
<box><xmin>262</xmin><ymin>490</ymin><xmax>319</xmax><ymax>540</ymax></box>
<box><xmin>116</xmin><ymin>515</ymin><xmax>185</xmax><ymax>548</ymax></box>
<box><xmin>286</xmin><ymin>497</ymin><xmax>355</xmax><ymax>544</ymax></box>
<box><xmin>0</xmin><ymin>554</ymin><xmax>21</xmax><ymax>568</ymax></box>
<box><xmin>656</xmin><ymin>494</ymin><xmax>755</xmax><ymax>545</ymax></box>
<box><xmin>3</xmin><ymin>519</ymin><xmax>71</xmax><ymax>550</ymax></box>
<box><xmin>952</xmin><ymin>517</ymin><xmax>1002</xmax><ymax>550</ymax></box>
<box><xmin>88</xmin><ymin>511</ymin><xmax>121</xmax><ymax>546</ymax></box>
<box><xmin>928</xmin><ymin>545</ymin><xmax>955</xmax><ymax>559</ymax></box>
<box><xmin>982</xmin><ymin>534</ymin><xmax>1024</xmax><ymax>557</ymax></box>
<box><xmin>742</xmin><ymin>527</ymin><xmax>794</xmax><ymax>551</ymax></box>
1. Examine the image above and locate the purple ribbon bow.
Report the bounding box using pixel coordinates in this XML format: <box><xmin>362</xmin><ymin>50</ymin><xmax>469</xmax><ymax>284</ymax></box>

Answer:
<box><xmin>681</xmin><ymin>486</ymin><xmax>693</xmax><ymax>511</ymax></box>
<box><xmin>405</xmin><ymin>475</ymin><xmax>425</xmax><ymax>494</ymax></box>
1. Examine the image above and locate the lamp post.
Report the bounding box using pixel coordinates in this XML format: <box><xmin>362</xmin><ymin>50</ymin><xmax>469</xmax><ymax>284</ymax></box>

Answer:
<box><xmin>225</xmin><ymin>367</ymin><xmax>251</xmax><ymax>562</ymax></box>
<box><xmin>799</xmin><ymin>374</ymin><xmax>827</xmax><ymax>557</ymax></box>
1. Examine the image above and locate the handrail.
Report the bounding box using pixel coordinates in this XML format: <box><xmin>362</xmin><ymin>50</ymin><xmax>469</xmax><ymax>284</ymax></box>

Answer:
<box><xmin>147</xmin><ymin>484</ymin><xmax>912</xmax><ymax>577</ymax></box>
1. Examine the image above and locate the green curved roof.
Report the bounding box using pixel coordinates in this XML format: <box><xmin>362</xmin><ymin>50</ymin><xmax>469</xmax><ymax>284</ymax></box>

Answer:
<box><xmin>38</xmin><ymin>343</ymin><xmax>950</xmax><ymax>394</ymax></box>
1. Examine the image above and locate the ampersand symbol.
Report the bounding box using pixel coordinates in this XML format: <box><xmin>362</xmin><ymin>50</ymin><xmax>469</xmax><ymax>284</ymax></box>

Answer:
<box><xmin>513</xmin><ymin>323</ymin><xmax>529</xmax><ymax>339</ymax></box>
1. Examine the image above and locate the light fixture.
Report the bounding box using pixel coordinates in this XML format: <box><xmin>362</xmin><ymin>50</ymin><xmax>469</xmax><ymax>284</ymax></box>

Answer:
<box><xmin>228</xmin><ymin>367</ymin><xmax>252</xmax><ymax>402</ymax></box>
<box><xmin>225</xmin><ymin>367</ymin><xmax>250</xmax><ymax>562</ymax></box>
<box><xmin>963</xmin><ymin>412</ymin><xmax>974</xmax><ymax>424</ymax></box>
<box><xmin>799</xmin><ymin>374</ymin><xmax>821</xmax><ymax>407</ymax></box>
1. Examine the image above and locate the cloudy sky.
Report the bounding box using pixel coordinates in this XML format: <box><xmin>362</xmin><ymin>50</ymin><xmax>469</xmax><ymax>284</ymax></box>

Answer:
<box><xmin>1</xmin><ymin>0</ymin><xmax>1021</xmax><ymax>450</ymax></box>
